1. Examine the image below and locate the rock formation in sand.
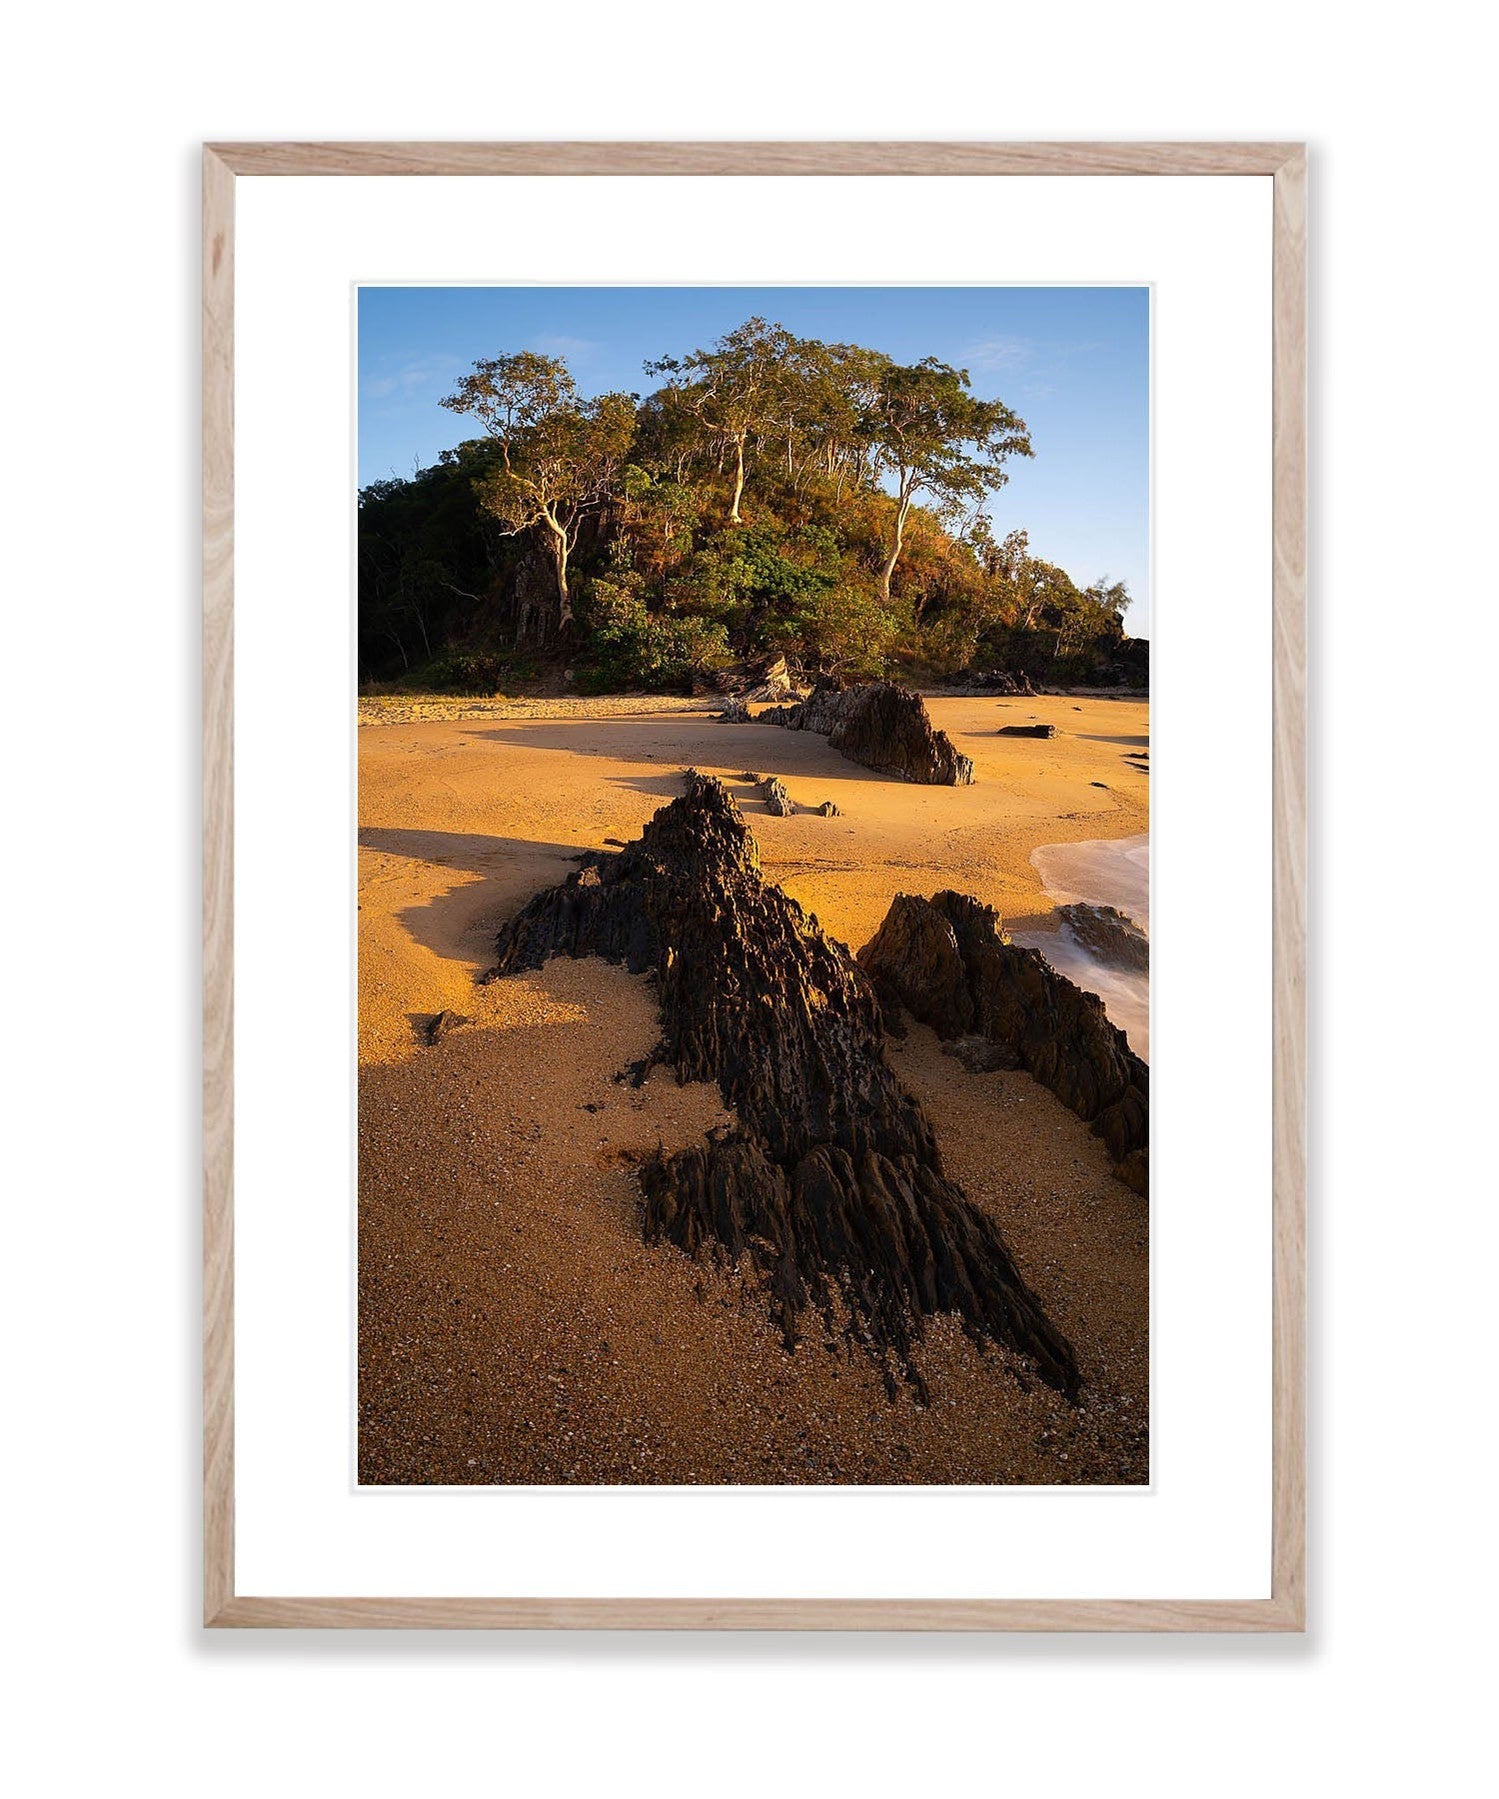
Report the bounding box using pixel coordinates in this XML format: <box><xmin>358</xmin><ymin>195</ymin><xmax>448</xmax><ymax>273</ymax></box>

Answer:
<box><xmin>761</xmin><ymin>775</ymin><xmax>794</xmax><ymax>816</ymax></box>
<box><xmin>764</xmin><ymin>680</ymin><xmax>974</xmax><ymax>785</ymax></box>
<box><xmin>859</xmin><ymin>891</ymin><xmax>1149</xmax><ymax>1196</ymax></box>
<box><xmin>1058</xmin><ymin>902</ymin><xmax>1150</xmax><ymax>974</ymax></box>
<box><xmin>422</xmin><ymin>1009</ymin><xmax>471</xmax><ymax>1046</ymax></box>
<box><xmin>997</xmin><ymin>723</ymin><xmax>1056</xmax><ymax>738</ymax></box>
<box><xmin>759</xmin><ymin>674</ymin><xmax>852</xmax><ymax>736</ymax></box>
<box><xmin>484</xmin><ymin>773</ymin><xmax>1078</xmax><ymax>1399</ymax></box>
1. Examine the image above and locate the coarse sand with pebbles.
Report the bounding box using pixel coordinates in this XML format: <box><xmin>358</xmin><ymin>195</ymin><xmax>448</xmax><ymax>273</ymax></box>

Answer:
<box><xmin>358</xmin><ymin>691</ymin><xmax>1149</xmax><ymax>1484</ymax></box>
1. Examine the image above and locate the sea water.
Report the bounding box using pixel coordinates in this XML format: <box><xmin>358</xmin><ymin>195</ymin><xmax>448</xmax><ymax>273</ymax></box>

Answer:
<box><xmin>1012</xmin><ymin>833</ymin><xmax>1150</xmax><ymax>1061</ymax></box>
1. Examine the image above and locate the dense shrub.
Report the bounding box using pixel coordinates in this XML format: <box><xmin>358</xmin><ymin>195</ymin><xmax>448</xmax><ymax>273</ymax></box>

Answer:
<box><xmin>403</xmin><ymin>652</ymin><xmax>510</xmax><ymax>694</ymax></box>
<box><xmin>577</xmin><ymin>577</ymin><xmax>731</xmax><ymax>692</ymax></box>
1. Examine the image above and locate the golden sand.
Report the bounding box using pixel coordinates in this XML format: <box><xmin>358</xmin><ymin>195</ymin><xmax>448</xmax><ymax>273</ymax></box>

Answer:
<box><xmin>358</xmin><ymin>692</ymin><xmax>1149</xmax><ymax>1484</ymax></box>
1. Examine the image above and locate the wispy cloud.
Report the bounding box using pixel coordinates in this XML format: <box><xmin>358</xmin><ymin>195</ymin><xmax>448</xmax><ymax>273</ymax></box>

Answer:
<box><xmin>528</xmin><ymin>333</ymin><xmax>601</xmax><ymax>360</ymax></box>
<box><xmin>361</xmin><ymin>353</ymin><xmax>463</xmax><ymax>402</ymax></box>
<box><xmin>963</xmin><ymin>335</ymin><xmax>1109</xmax><ymax>387</ymax></box>
<box><xmin>964</xmin><ymin>335</ymin><xmax>1038</xmax><ymax>371</ymax></box>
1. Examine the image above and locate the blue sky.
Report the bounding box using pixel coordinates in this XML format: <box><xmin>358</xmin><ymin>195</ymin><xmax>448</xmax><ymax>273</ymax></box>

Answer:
<box><xmin>358</xmin><ymin>286</ymin><xmax>1151</xmax><ymax>636</ymax></box>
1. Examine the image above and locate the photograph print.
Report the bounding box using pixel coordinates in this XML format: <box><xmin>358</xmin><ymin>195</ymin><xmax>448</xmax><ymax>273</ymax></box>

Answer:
<box><xmin>356</xmin><ymin>285</ymin><xmax>1150</xmax><ymax>1486</ymax></box>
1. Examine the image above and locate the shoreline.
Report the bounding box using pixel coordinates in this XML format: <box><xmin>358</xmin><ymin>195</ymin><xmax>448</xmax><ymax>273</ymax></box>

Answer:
<box><xmin>357</xmin><ymin>685</ymin><xmax>1148</xmax><ymax>729</ymax></box>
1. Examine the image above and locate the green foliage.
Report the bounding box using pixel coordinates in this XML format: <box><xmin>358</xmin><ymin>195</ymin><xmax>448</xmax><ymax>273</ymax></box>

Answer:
<box><xmin>357</xmin><ymin>319</ymin><xmax>1143</xmax><ymax>693</ymax></box>
<box><xmin>576</xmin><ymin>576</ymin><xmax>731</xmax><ymax>693</ymax></box>
<box><xmin>404</xmin><ymin>652</ymin><xmax>512</xmax><ymax>695</ymax></box>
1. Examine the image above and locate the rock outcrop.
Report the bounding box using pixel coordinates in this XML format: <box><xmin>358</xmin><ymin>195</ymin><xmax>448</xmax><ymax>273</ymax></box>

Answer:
<box><xmin>997</xmin><ymin>723</ymin><xmax>1056</xmax><ymax>739</ymax></box>
<box><xmin>761</xmin><ymin>775</ymin><xmax>794</xmax><ymax>816</ymax></box>
<box><xmin>765</xmin><ymin>680</ymin><xmax>974</xmax><ymax>786</ymax></box>
<box><xmin>859</xmin><ymin>892</ymin><xmax>1149</xmax><ymax>1195</ymax></box>
<box><xmin>484</xmin><ymin>774</ymin><xmax>1078</xmax><ymax>1399</ymax></box>
<box><xmin>1058</xmin><ymin>903</ymin><xmax>1150</xmax><ymax>975</ymax></box>
<box><xmin>422</xmin><ymin>1009</ymin><xmax>471</xmax><ymax>1046</ymax></box>
<box><xmin>761</xmin><ymin>675</ymin><xmax>852</xmax><ymax>737</ymax></box>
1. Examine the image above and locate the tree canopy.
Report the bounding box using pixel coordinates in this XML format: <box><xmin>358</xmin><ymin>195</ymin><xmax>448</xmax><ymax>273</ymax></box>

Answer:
<box><xmin>360</xmin><ymin>321</ymin><xmax>1143</xmax><ymax>693</ymax></box>
<box><xmin>440</xmin><ymin>352</ymin><xmax>636</xmax><ymax>644</ymax></box>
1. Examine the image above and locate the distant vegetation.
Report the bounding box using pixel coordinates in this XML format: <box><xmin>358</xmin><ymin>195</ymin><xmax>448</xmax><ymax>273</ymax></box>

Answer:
<box><xmin>358</xmin><ymin>318</ymin><xmax>1146</xmax><ymax>693</ymax></box>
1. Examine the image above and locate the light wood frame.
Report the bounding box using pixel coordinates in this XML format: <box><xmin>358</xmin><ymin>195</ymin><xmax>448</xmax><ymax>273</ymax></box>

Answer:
<box><xmin>203</xmin><ymin>140</ymin><xmax>1306</xmax><ymax>1631</ymax></box>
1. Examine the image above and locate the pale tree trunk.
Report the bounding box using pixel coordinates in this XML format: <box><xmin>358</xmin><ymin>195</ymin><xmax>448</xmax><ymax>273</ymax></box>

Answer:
<box><xmin>540</xmin><ymin>511</ymin><xmax>572</xmax><ymax>638</ymax></box>
<box><xmin>729</xmin><ymin>436</ymin><xmax>746</xmax><ymax>524</ymax></box>
<box><xmin>549</xmin><ymin>526</ymin><xmax>571</xmax><ymax>632</ymax></box>
<box><xmin>879</xmin><ymin>489</ymin><xmax>913</xmax><ymax>602</ymax></box>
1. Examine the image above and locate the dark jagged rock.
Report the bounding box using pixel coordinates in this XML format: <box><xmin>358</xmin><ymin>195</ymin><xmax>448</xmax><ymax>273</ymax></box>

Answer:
<box><xmin>485</xmin><ymin>774</ymin><xmax>1078</xmax><ymax>1399</ymax></box>
<box><xmin>859</xmin><ymin>892</ymin><xmax>1149</xmax><ymax>1196</ymax></box>
<box><xmin>831</xmin><ymin>685</ymin><xmax>974</xmax><ymax>786</ymax></box>
<box><xmin>760</xmin><ymin>675</ymin><xmax>851</xmax><ymax>737</ymax></box>
<box><xmin>765</xmin><ymin>680</ymin><xmax>974</xmax><ymax>786</ymax></box>
<box><xmin>1059</xmin><ymin>903</ymin><xmax>1150</xmax><ymax>975</ymax></box>
<box><xmin>997</xmin><ymin>723</ymin><xmax>1056</xmax><ymax>739</ymax></box>
<box><xmin>815</xmin><ymin>800</ymin><xmax>841</xmax><ymax>817</ymax></box>
<box><xmin>716</xmin><ymin>696</ymin><xmax>750</xmax><ymax>723</ymax></box>
<box><xmin>761</xmin><ymin>776</ymin><xmax>794</xmax><ymax>816</ymax></box>
<box><xmin>423</xmin><ymin>1009</ymin><xmax>472</xmax><ymax>1046</ymax></box>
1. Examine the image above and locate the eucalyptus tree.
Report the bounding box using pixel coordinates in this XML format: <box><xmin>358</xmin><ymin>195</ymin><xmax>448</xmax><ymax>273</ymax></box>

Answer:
<box><xmin>779</xmin><ymin>339</ymin><xmax>883</xmax><ymax>499</ymax></box>
<box><xmin>645</xmin><ymin>316</ymin><xmax>796</xmax><ymax>524</ymax></box>
<box><xmin>862</xmin><ymin>356</ymin><xmax>1033</xmax><ymax>602</ymax></box>
<box><xmin>440</xmin><ymin>351</ymin><xmax>636</xmax><ymax>643</ymax></box>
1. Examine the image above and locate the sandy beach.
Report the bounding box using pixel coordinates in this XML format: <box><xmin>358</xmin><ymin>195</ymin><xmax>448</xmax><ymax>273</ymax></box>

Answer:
<box><xmin>358</xmin><ymin>691</ymin><xmax>1149</xmax><ymax>1484</ymax></box>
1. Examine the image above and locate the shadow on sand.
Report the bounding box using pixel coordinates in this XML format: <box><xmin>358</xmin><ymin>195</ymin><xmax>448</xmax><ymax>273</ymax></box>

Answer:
<box><xmin>461</xmin><ymin>720</ymin><xmax>879</xmax><ymax>810</ymax></box>
<box><xmin>358</xmin><ymin>826</ymin><xmax>584</xmax><ymax>970</ymax></box>
<box><xmin>1073</xmin><ymin>731</ymin><xmax>1150</xmax><ymax>750</ymax></box>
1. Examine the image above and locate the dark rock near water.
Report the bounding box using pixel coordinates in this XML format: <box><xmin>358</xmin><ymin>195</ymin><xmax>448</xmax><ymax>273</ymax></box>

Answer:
<box><xmin>1058</xmin><ymin>903</ymin><xmax>1150</xmax><ymax>975</ymax></box>
<box><xmin>765</xmin><ymin>680</ymin><xmax>974</xmax><ymax>786</ymax></box>
<box><xmin>484</xmin><ymin>774</ymin><xmax>1079</xmax><ymax>1399</ymax></box>
<box><xmin>859</xmin><ymin>891</ymin><xmax>1149</xmax><ymax>1195</ymax></box>
<box><xmin>997</xmin><ymin>723</ymin><xmax>1056</xmax><ymax>739</ymax></box>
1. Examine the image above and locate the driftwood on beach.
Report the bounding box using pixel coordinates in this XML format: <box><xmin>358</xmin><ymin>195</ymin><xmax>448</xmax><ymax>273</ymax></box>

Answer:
<box><xmin>484</xmin><ymin>773</ymin><xmax>1077</xmax><ymax>1400</ymax></box>
<box><xmin>859</xmin><ymin>891</ymin><xmax>1149</xmax><ymax>1196</ymax></box>
<box><xmin>763</xmin><ymin>680</ymin><xmax>975</xmax><ymax>786</ymax></box>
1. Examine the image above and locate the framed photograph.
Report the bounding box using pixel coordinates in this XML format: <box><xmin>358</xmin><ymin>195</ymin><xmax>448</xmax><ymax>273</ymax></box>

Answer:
<box><xmin>204</xmin><ymin>141</ymin><xmax>1305</xmax><ymax>1629</ymax></box>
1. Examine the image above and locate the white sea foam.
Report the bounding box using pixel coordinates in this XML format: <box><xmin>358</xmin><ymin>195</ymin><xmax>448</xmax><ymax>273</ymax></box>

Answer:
<box><xmin>1012</xmin><ymin>832</ymin><xmax>1151</xmax><ymax>1061</ymax></box>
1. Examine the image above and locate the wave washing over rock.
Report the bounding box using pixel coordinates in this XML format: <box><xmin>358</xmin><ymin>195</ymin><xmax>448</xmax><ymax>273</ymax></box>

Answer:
<box><xmin>859</xmin><ymin>891</ymin><xmax>1149</xmax><ymax>1196</ymax></box>
<box><xmin>1017</xmin><ymin>834</ymin><xmax>1150</xmax><ymax>1058</ymax></box>
<box><xmin>763</xmin><ymin>680</ymin><xmax>974</xmax><ymax>785</ymax></box>
<box><xmin>483</xmin><ymin>773</ymin><xmax>1077</xmax><ymax>1401</ymax></box>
